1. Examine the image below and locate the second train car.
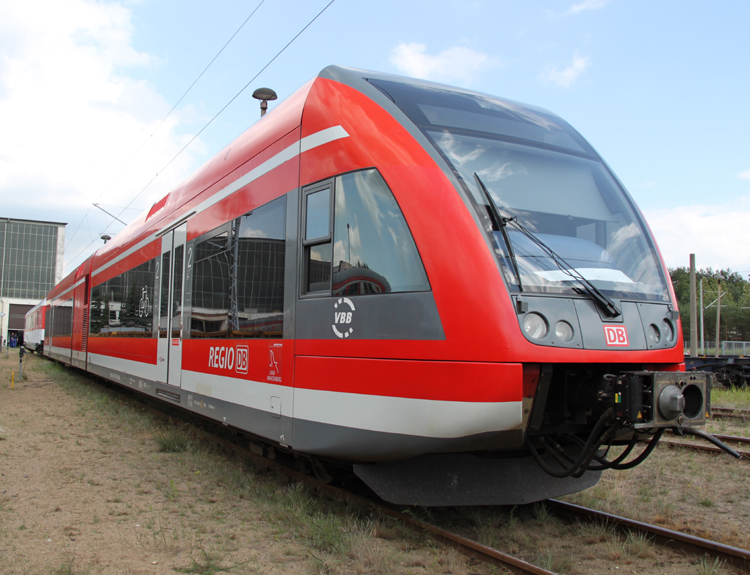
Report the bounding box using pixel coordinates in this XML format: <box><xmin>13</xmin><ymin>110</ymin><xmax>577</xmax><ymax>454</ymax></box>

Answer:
<box><xmin>39</xmin><ymin>66</ymin><xmax>713</xmax><ymax>506</ymax></box>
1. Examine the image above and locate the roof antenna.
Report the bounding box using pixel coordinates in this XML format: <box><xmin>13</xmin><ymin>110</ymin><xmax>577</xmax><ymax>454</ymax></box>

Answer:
<box><xmin>252</xmin><ymin>88</ymin><xmax>277</xmax><ymax>117</ymax></box>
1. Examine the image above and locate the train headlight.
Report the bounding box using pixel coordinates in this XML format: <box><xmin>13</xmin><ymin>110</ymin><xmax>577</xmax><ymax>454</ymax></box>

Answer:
<box><xmin>662</xmin><ymin>319</ymin><xmax>675</xmax><ymax>343</ymax></box>
<box><xmin>523</xmin><ymin>313</ymin><xmax>548</xmax><ymax>339</ymax></box>
<box><xmin>648</xmin><ymin>323</ymin><xmax>661</xmax><ymax>343</ymax></box>
<box><xmin>554</xmin><ymin>321</ymin><xmax>574</xmax><ymax>342</ymax></box>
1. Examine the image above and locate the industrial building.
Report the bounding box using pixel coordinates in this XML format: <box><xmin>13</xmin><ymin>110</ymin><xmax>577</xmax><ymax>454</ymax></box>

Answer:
<box><xmin>0</xmin><ymin>217</ymin><xmax>65</xmax><ymax>346</ymax></box>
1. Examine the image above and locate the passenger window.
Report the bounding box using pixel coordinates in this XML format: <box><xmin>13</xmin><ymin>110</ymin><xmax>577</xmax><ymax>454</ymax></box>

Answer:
<box><xmin>89</xmin><ymin>257</ymin><xmax>158</xmax><ymax>338</ymax></box>
<box><xmin>302</xmin><ymin>169</ymin><xmax>429</xmax><ymax>296</ymax></box>
<box><xmin>191</xmin><ymin>196</ymin><xmax>286</xmax><ymax>338</ymax></box>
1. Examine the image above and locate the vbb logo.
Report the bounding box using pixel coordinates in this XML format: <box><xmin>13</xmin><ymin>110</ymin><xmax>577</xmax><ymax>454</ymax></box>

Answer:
<box><xmin>604</xmin><ymin>325</ymin><xmax>629</xmax><ymax>347</ymax></box>
<box><xmin>332</xmin><ymin>297</ymin><xmax>355</xmax><ymax>339</ymax></box>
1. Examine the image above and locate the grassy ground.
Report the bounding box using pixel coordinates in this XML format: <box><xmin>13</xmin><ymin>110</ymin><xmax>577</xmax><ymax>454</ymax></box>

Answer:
<box><xmin>0</xmin><ymin>352</ymin><xmax>499</xmax><ymax>575</ymax></box>
<box><xmin>711</xmin><ymin>384</ymin><xmax>750</xmax><ymax>409</ymax></box>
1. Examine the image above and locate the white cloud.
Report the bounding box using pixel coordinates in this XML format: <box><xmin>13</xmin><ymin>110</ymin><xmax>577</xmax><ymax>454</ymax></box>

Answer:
<box><xmin>644</xmin><ymin>198</ymin><xmax>750</xmax><ymax>271</ymax></box>
<box><xmin>738</xmin><ymin>169</ymin><xmax>750</xmax><ymax>180</ymax></box>
<box><xmin>0</xmin><ymin>0</ymin><xmax>202</xmax><ymax>271</ymax></box>
<box><xmin>389</xmin><ymin>42</ymin><xmax>499</xmax><ymax>85</ymax></box>
<box><xmin>539</xmin><ymin>53</ymin><xmax>590</xmax><ymax>88</ymax></box>
<box><xmin>566</xmin><ymin>0</ymin><xmax>610</xmax><ymax>15</ymax></box>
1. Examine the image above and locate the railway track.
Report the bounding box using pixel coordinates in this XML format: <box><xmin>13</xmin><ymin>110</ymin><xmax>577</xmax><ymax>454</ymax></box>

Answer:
<box><xmin>711</xmin><ymin>406</ymin><xmax>750</xmax><ymax>421</ymax></box>
<box><xmin>662</xmin><ymin>430</ymin><xmax>750</xmax><ymax>458</ymax></box>
<box><xmin>548</xmin><ymin>500</ymin><xmax>750</xmax><ymax>573</ymax></box>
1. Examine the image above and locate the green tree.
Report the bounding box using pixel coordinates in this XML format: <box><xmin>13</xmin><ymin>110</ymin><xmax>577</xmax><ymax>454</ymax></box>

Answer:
<box><xmin>669</xmin><ymin>267</ymin><xmax>750</xmax><ymax>351</ymax></box>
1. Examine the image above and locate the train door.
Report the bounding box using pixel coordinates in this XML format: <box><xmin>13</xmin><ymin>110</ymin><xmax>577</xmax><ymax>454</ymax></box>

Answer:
<box><xmin>156</xmin><ymin>223</ymin><xmax>187</xmax><ymax>387</ymax></box>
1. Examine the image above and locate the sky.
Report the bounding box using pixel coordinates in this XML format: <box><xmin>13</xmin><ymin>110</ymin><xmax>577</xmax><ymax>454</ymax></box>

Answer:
<box><xmin>1</xmin><ymin>0</ymin><xmax>749</xmax><ymax>278</ymax></box>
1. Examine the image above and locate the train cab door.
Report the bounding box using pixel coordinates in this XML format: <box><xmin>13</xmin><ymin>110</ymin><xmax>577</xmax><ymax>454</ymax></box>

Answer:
<box><xmin>156</xmin><ymin>223</ymin><xmax>187</xmax><ymax>387</ymax></box>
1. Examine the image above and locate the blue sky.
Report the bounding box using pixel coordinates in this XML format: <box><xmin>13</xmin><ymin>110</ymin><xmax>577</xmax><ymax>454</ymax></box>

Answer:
<box><xmin>1</xmin><ymin>0</ymin><xmax>748</xmax><ymax>277</ymax></box>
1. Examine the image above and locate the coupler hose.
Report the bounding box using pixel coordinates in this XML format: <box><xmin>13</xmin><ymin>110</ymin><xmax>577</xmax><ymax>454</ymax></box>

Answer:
<box><xmin>524</xmin><ymin>408</ymin><xmax>613</xmax><ymax>478</ymax></box>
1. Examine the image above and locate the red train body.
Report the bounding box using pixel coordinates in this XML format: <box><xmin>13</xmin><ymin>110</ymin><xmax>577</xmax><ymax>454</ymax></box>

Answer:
<box><xmin>34</xmin><ymin>67</ymin><xmax>710</xmax><ymax>505</ymax></box>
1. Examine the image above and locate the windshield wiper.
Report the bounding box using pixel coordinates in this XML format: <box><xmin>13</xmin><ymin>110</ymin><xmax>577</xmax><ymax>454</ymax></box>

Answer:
<box><xmin>474</xmin><ymin>173</ymin><xmax>523</xmax><ymax>291</ymax></box>
<box><xmin>508</xmin><ymin>218</ymin><xmax>622</xmax><ymax>318</ymax></box>
<box><xmin>473</xmin><ymin>173</ymin><xmax>621</xmax><ymax>318</ymax></box>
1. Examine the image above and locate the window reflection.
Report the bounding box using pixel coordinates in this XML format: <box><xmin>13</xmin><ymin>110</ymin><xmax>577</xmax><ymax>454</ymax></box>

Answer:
<box><xmin>307</xmin><ymin>243</ymin><xmax>332</xmax><ymax>293</ymax></box>
<box><xmin>430</xmin><ymin>132</ymin><xmax>669</xmax><ymax>301</ymax></box>
<box><xmin>89</xmin><ymin>258</ymin><xmax>157</xmax><ymax>338</ymax></box>
<box><xmin>331</xmin><ymin>170</ymin><xmax>428</xmax><ymax>295</ymax></box>
<box><xmin>191</xmin><ymin>196</ymin><xmax>286</xmax><ymax>338</ymax></box>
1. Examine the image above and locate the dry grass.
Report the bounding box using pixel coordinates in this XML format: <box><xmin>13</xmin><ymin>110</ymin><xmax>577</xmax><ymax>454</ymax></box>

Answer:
<box><xmin>1</xmin><ymin>353</ymin><xmax>501</xmax><ymax>575</ymax></box>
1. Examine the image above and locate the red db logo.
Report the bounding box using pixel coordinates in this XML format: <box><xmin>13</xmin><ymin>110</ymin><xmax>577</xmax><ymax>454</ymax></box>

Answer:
<box><xmin>604</xmin><ymin>325</ymin><xmax>629</xmax><ymax>346</ymax></box>
<box><xmin>235</xmin><ymin>346</ymin><xmax>249</xmax><ymax>375</ymax></box>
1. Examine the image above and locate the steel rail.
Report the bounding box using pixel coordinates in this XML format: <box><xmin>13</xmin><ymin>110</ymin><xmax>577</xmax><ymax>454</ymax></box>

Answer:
<box><xmin>663</xmin><ymin>430</ymin><xmax>750</xmax><ymax>458</ymax></box>
<box><xmin>711</xmin><ymin>407</ymin><xmax>750</xmax><ymax>421</ymax></box>
<box><xmin>548</xmin><ymin>500</ymin><xmax>750</xmax><ymax>573</ymax></box>
<box><xmin>660</xmin><ymin>439</ymin><xmax>750</xmax><ymax>458</ymax></box>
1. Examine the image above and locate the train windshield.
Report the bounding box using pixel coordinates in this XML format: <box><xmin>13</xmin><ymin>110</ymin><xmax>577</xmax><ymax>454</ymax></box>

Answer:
<box><xmin>367</xmin><ymin>78</ymin><xmax>670</xmax><ymax>302</ymax></box>
<box><xmin>431</xmin><ymin>133</ymin><xmax>669</xmax><ymax>301</ymax></box>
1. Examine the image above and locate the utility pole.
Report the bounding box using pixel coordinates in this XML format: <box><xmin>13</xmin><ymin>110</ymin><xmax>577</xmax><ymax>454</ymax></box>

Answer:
<box><xmin>715</xmin><ymin>273</ymin><xmax>724</xmax><ymax>357</ymax></box>
<box><xmin>689</xmin><ymin>254</ymin><xmax>697</xmax><ymax>357</ymax></box>
<box><xmin>699</xmin><ymin>278</ymin><xmax>705</xmax><ymax>355</ymax></box>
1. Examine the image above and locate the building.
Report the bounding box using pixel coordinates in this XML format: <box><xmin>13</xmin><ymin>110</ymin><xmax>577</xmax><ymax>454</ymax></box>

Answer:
<box><xmin>0</xmin><ymin>217</ymin><xmax>66</xmax><ymax>346</ymax></box>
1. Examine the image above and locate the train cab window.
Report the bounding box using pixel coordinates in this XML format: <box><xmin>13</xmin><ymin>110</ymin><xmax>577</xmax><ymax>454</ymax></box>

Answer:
<box><xmin>302</xmin><ymin>169</ymin><xmax>429</xmax><ymax>296</ymax></box>
<box><xmin>302</xmin><ymin>185</ymin><xmax>333</xmax><ymax>294</ymax></box>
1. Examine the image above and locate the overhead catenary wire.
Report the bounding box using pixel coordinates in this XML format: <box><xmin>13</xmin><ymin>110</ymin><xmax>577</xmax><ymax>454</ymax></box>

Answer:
<box><xmin>64</xmin><ymin>0</ymin><xmax>267</xmax><ymax>262</ymax></box>
<box><xmin>64</xmin><ymin>0</ymin><xmax>337</xmax><ymax>273</ymax></box>
<box><xmin>109</xmin><ymin>0</ymin><xmax>337</xmax><ymax>223</ymax></box>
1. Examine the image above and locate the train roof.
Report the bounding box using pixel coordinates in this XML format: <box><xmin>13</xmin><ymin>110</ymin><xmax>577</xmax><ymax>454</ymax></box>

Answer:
<box><xmin>60</xmin><ymin>65</ymin><xmax>594</xmax><ymax>293</ymax></box>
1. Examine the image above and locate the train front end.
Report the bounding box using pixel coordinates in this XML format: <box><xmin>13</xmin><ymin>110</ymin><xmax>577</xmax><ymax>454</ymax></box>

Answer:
<box><xmin>298</xmin><ymin>68</ymin><xmax>720</xmax><ymax>506</ymax></box>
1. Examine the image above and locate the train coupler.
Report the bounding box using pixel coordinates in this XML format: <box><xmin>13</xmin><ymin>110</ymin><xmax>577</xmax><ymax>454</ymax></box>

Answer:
<box><xmin>608</xmin><ymin>371</ymin><xmax>711</xmax><ymax>431</ymax></box>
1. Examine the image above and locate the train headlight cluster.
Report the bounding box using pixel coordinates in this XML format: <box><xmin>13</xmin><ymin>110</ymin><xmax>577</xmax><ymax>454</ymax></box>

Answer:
<box><xmin>648</xmin><ymin>319</ymin><xmax>676</xmax><ymax>345</ymax></box>
<box><xmin>522</xmin><ymin>313</ymin><xmax>548</xmax><ymax>339</ymax></box>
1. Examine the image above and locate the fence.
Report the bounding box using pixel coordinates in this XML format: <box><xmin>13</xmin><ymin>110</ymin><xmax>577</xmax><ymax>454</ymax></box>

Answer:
<box><xmin>685</xmin><ymin>341</ymin><xmax>750</xmax><ymax>356</ymax></box>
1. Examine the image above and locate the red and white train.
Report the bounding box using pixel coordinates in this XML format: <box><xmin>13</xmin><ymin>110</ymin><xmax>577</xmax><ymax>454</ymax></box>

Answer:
<box><xmin>32</xmin><ymin>66</ymin><xmax>714</xmax><ymax>506</ymax></box>
<box><xmin>24</xmin><ymin>300</ymin><xmax>47</xmax><ymax>351</ymax></box>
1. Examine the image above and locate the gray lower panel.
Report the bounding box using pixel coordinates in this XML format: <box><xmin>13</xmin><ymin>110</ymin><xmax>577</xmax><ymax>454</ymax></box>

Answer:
<box><xmin>86</xmin><ymin>362</ymin><xmax>290</xmax><ymax>446</ymax></box>
<box><xmin>292</xmin><ymin>418</ymin><xmax>523</xmax><ymax>461</ymax></box>
<box><xmin>46</xmin><ymin>350</ymin><xmax>71</xmax><ymax>365</ymax></box>
<box><xmin>354</xmin><ymin>452</ymin><xmax>602</xmax><ymax>506</ymax></box>
<box><xmin>83</xmin><ymin>362</ymin><xmax>526</xmax><ymax>464</ymax></box>
<box><xmin>66</xmin><ymin>360</ymin><xmax>596</xmax><ymax>505</ymax></box>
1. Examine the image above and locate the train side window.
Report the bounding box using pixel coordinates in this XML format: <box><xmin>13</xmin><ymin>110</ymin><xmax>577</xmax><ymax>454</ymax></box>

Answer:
<box><xmin>191</xmin><ymin>195</ymin><xmax>287</xmax><ymax>338</ymax></box>
<box><xmin>234</xmin><ymin>196</ymin><xmax>286</xmax><ymax>338</ymax></box>
<box><xmin>302</xmin><ymin>184</ymin><xmax>333</xmax><ymax>294</ymax></box>
<box><xmin>89</xmin><ymin>257</ymin><xmax>157</xmax><ymax>338</ymax></box>
<box><xmin>191</xmin><ymin>231</ymin><xmax>230</xmax><ymax>338</ymax></box>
